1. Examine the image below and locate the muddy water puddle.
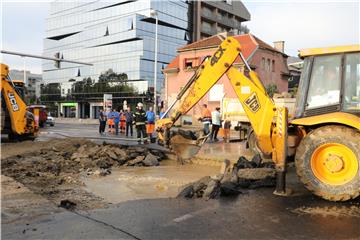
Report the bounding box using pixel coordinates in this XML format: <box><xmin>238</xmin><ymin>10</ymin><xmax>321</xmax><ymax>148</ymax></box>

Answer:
<box><xmin>83</xmin><ymin>160</ymin><xmax>220</xmax><ymax>203</ymax></box>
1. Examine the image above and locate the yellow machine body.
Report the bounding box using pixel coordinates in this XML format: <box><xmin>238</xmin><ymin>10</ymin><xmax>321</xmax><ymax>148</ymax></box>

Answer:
<box><xmin>1</xmin><ymin>63</ymin><xmax>39</xmax><ymax>139</ymax></box>
<box><xmin>157</xmin><ymin>37</ymin><xmax>360</xmax><ymax>201</ymax></box>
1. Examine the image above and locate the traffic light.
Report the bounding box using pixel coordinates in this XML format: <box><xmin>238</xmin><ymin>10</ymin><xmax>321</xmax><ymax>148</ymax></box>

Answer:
<box><xmin>54</xmin><ymin>52</ymin><xmax>61</xmax><ymax>68</ymax></box>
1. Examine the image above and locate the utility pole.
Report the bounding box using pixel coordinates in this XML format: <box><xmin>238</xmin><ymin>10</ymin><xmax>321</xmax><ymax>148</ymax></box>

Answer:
<box><xmin>22</xmin><ymin>57</ymin><xmax>27</xmax><ymax>85</ymax></box>
<box><xmin>150</xmin><ymin>9</ymin><xmax>158</xmax><ymax>115</ymax></box>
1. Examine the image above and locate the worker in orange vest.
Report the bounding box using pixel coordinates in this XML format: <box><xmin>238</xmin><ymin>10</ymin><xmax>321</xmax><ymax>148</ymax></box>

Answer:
<box><xmin>200</xmin><ymin>104</ymin><xmax>211</xmax><ymax>135</ymax></box>
<box><xmin>107</xmin><ymin>109</ymin><xmax>115</xmax><ymax>134</ymax></box>
<box><xmin>146</xmin><ymin>106</ymin><xmax>156</xmax><ymax>142</ymax></box>
<box><xmin>120</xmin><ymin>109</ymin><xmax>126</xmax><ymax>134</ymax></box>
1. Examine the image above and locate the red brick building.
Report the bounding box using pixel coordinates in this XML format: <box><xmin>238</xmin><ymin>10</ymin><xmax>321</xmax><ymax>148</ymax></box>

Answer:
<box><xmin>162</xmin><ymin>33</ymin><xmax>289</xmax><ymax>120</ymax></box>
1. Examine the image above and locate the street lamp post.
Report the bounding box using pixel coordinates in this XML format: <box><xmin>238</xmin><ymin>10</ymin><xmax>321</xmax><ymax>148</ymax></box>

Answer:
<box><xmin>150</xmin><ymin>9</ymin><xmax>158</xmax><ymax>115</ymax></box>
<box><xmin>22</xmin><ymin>57</ymin><xmax>27</xmax><ymax>86</ymax></box>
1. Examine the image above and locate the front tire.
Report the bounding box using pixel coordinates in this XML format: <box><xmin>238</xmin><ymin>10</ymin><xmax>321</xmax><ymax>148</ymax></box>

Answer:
<box><xmin>295</xmin><ymin>125</ymin><xmax>360</xmax><ymax>201</ymax></box>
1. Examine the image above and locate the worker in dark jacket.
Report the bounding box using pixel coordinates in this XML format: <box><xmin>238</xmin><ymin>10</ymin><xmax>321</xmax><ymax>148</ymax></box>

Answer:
<box><xmin>98</xmin><ymin>109</ymin><xmax>106</xmax><ymax>135</ymax></box>
<box><xmin>124</xmin><ymin>107</ymin><xmax>134</xmax><ymax>137</ymax></box>
<box><xmin>134</xmin><ymin>102</ymin><xmax>148</xmax><ymax>144</ymax></box>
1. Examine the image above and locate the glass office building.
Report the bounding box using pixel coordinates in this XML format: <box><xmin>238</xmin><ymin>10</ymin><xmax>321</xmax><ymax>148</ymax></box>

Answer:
<box><xmin>43</xmin><ymin>0</ymin><xmax>189</xmax><ymax>96</ymax></box>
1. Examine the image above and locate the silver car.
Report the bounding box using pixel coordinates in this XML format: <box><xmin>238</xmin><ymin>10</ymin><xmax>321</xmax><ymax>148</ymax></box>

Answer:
<box><xmin>46</xmin><ymin>113</ymin><xmax>55</xmax><ymax>127</ymax></box>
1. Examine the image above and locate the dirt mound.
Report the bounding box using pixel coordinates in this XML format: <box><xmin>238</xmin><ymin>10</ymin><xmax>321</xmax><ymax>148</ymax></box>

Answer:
<box><xmin>1</xmin><ymin>138</ymin><xmax>168</xmax><ymax>210</ymax></box>
<box><xmin>177</xmin><ymin>154</ymin><xmax>276</xmax><ymax>199</ymax></box>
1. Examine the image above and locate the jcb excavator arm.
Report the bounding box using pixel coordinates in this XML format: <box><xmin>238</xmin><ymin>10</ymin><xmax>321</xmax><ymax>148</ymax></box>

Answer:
<box><xmin>159</xmin><ymin>38</ymin><xmax>241</xmax><ymax>126</ymax></box>
<box><xmin>159</xmin><ymin>37</ymin><xmax>277</xmax><ymax>155</ymax></box>
<box><xmin>158</xmin><ymin>36</ymin><xmax>289</xmax><ymax>194</ymax></box>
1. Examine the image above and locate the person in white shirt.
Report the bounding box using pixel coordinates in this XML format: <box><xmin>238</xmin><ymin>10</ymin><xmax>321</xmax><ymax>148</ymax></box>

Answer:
<box><xmin>210</xmin><ymin>107</ymin><xmax>221</xmax><ymax>142</ymax></box>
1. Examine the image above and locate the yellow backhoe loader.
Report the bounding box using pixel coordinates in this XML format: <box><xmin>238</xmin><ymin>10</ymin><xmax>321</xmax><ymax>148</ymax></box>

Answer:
<box><xmin>1</xmin><ymin>63</ymin><xmax>40</xmax><ymax>140</ymax></box>
<box><xmin>157</xmin><ymin>37</ymin><xmax>360</xmax><ymax>201</ymax></box>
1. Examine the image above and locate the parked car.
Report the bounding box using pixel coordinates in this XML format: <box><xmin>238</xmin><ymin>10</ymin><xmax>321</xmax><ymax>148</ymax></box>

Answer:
<box><xmin>46</xmin><ymin>113</ymin><xmax>55</xmax><ymax>127</ymax></box>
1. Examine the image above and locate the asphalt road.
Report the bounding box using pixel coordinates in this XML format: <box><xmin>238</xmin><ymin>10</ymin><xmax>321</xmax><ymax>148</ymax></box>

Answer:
<box><xmin>2</xmin><ymin>123</ymin><xmax>360</xmax><ymax>239</ymax></box>
<box><xmin>3</xmin><ymin>185</ymin><xmax>360</xmax><ymax>239</ymax></box>
<box><xmin>39</xmin><ymin>122</ymin><xmax>138</xmax><ymax>142</ymax></box>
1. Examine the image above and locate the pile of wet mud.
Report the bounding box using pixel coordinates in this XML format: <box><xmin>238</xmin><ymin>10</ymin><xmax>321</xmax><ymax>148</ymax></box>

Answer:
<box><xmin>177</xmin><ymin>155</ymin><xmax>276</xmax><ymax>199</ymax></box>
<box><xmin>1</xmin><ymin>138</ymin><xmax>168</xmax><ymax>210</ymax></box>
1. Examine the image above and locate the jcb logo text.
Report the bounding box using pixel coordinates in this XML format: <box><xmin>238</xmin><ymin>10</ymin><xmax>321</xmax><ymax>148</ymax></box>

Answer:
<box><xmin>245</xmin><ymin>92</ymin><xmax>260</xmax><ymax>113</ymax></box>
<box><xmin>8</xmin><ymin>92</ymin><xmax>19</xmax><ymax>112</ymax></box>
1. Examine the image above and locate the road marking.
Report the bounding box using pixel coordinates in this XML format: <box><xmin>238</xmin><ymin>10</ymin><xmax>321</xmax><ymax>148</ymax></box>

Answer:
<box><xmin>173</xmin><ymin>214</ymin><xmax>194</xmax><ymax>223</ymax></box>
<box><xmin>163</xmin><ymin>206</ymin><xmax>215</xmax><ymax>226</ymax></box>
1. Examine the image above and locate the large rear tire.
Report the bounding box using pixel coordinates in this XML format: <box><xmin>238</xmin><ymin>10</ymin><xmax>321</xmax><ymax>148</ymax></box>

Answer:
<box><xmin>295</xmin><ymin>125</ymin><xmax>360</xmax><ymax>201</ymax></box>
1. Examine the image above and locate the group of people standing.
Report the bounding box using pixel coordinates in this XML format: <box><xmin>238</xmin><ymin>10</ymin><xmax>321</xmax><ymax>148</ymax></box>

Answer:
<box><xmin>98</xmin><ymin>103</ymin><xmax>158</xmax><ymax>144</ymax></box>
<box><xmin>200</xmin><ymin>104</ymin><xmax>231</xmax><ymax>143</ymax></box>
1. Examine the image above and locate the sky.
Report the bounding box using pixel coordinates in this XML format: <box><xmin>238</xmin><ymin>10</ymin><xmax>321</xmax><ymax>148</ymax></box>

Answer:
<box><xmin>0</xmin><ymin>0</ymin><xmax>359</xmax><ymax>74</ymax></box>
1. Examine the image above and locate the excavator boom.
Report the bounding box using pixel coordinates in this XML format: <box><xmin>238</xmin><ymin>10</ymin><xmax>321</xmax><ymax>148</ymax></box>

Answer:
<box><xmin>167</xmin><ymin>38</ymin><xmax>242</xmax><ymax>123</ymax></box>
<box><xmin>160</xmin><ymin>37</ymin><xmax>278</xmax><ymax>157</ymax></box>
<box><xmin>158</xmin><ymin>36</ymin><xmax>288</xmax><ymax>193</ymax></box>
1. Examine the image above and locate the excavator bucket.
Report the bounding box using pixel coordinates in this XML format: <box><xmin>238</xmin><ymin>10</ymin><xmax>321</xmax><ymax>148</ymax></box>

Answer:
<box><xmin>169</xmin><ymin>129</ymin><xmax>208</xmax><ymax>163</ymax></box>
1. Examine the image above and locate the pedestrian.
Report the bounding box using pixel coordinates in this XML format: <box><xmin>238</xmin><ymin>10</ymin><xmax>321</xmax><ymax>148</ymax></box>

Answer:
<box><xmin>200</xmin><ymin>104</ymin><xmax>211</xmax><ymax>136</ymax></box>
<box><xmin>125</xmin><ymin>107</ymin><xmax>134</xmax><ymax>137</ymax></box>
<box><xmin>120</xmin><ymin>109</ymin><xmax>126</xmax><ymax>133</ymax></box>
<box><xmin>223</xmin><ymin>116</ymin><xmax>231</xmax><ymax>143</ymax></box>
<box><xmin>210</xmin><ymin>107</ymin><xmax>221</xmax><ymax>142</ymax></box>
<box><xmin>98</xmin><ymin>109</ymin><xmax>106</xmax><ymax>135</ymax></box>
<box><xmin>159</xmin><ymin>107</ymin><xmax>168</xmax><ymax>119</ymax></box>
<box><xmin>113</xmin><ymin>109</ymin><xmax>120</xmax><ymax>135</ymax></box>
<box><xmin>134</xmin><ymin>102</ymin><xmax>148</xmax><ymax>144</ymax></box>
<box><xmin>107</xmin><ymin>109</ymin><xmax>114</xmax><ymax>134</ymax></box>
<box><xmin>146</xmin><ymin>106</ymin><xmax>156</xmax><ymax>141</ymax></box>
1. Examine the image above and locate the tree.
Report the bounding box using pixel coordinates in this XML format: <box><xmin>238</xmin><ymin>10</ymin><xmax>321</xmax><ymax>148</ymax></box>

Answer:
<box><xmin>239</xmin><ymin>25</ymin><xmax>250</xmax><ymax>34</ymax></box>
<box><xmin>69</xmin><ymin>69</ymin><xmax>137</xmax><ymax>103</ymax></box>
<box><xmin>40</xmin><ymin>83</ymin><xmax>64</xmax><ymax>102</ymax></box>
<box><xmin>265</xmin><ymin>83</ymin><xmax>279</xmax><ymax>97</ymax></box>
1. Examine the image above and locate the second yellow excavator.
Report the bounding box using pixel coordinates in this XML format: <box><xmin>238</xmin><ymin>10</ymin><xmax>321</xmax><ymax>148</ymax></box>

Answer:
<box><xmin>1</xmin><ymin>63</ymin><xmax>40</xmax><ymax>140</ymax></box>
<box><xmin>157</xmin><ymin>37</ymin><xmax>360</xmax><ymax>201</ymax></box>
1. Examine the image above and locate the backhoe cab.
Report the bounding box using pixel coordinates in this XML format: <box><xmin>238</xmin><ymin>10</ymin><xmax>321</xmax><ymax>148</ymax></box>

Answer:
<box><xmin>157</xmin><ymin>37</ymin><xmax>360</xmax><ymax>201</ymax></box>
<box><xmin>294</xmin><ymin>45</ymin><xmax>360</xmax><ymax>118</ymax></box>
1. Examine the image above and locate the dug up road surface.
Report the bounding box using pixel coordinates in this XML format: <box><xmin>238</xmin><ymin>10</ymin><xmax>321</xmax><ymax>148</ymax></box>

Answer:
<box><xmin>1</xmin><ymin>137</ymin><xmax>360</xmax><ymax>240</ymax></box>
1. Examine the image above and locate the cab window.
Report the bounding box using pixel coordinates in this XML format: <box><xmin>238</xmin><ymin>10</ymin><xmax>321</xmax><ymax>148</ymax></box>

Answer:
<box><xmin>306</xmin><ymin>55</ymin><xmax>342</xmax><ymax>109</ymax></box>
<box><xmin>344</xmin><ymin>53</ymin><xmax>360</xmax><ymax>111</ymax></box>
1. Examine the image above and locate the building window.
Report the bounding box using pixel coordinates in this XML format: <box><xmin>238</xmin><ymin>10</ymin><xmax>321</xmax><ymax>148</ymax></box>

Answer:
<box><xmin>184</xmin><ymin>59</ymin><xmax>193</xmax><ymax>69</ymax></box>
<box><xmin>266</xmin><ymin>59</ymin><xmax>271</xmax><ymax>71</ymax></box>
<box><xmin>261</xmin><ymin>58</ymin><xmax>265</xmax><ymax>69</ymax></box>
<box><xmin>201</xmin><ymin>21</ymin><xmax>212</xmax><ymax>33</ymax></box>
<box><xmin>127</xmin><ymin>18</ymin><xmax>133</xmax><ymax>30</ymax></box>
<box><xmin>104</xmin><ymin>26</ymin><xmax>109</xmax><ymax>36</ymax></box>
<box><xmin>184</xmin><ymin>32</ymin><xmax>190</xmax><ymax>41</ymax></box>
<box><xmin>202</xmin><ymin>6</ymin><xmax>213</xmax><ymax>18</ymax></box>
<box><xmin>184</xmin><ymin>58</ymin><xmax>200</xmax><ymax>69</ymax></box>
<box><xmin>272</xmin><ymin>60</ymin><xmax>275</xmax><ymax>72</ymax></box>
<box><xmin>217</xmin><ymin>10</ymin><xmax>226</xmax><ymax>21</ymax></box>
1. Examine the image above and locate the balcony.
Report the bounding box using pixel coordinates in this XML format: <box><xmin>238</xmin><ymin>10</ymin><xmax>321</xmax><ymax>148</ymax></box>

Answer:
<box><xmin>217</xmin><ymin>15</ymin><xmax>235</xmax><ymax>27</ymax></box>
<box><xmin>201</xmin><ymin>25</ymin><xmax>217</xmax><ymax>36</ymax></box>
<box><xmin>201</xmin><ymin>9</ymin><xmax>217</xmax><ymax>23</ymax></box>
